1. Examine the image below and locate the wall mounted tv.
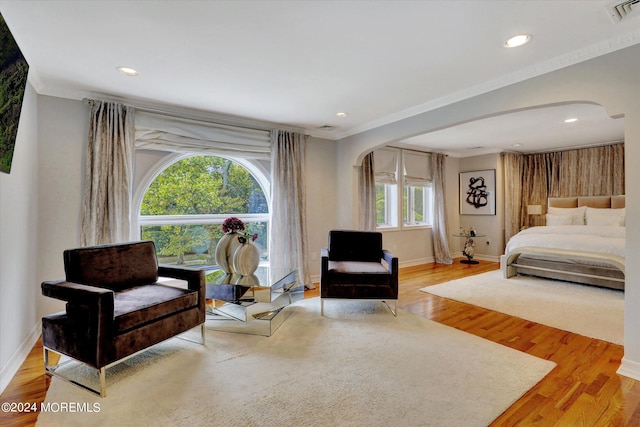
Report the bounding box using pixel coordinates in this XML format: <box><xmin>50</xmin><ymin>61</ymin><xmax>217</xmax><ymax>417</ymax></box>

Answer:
<box><xmin>0</xmin><ymin>12</ymin><xmax>29</xmax><ymax>174</ymax></box>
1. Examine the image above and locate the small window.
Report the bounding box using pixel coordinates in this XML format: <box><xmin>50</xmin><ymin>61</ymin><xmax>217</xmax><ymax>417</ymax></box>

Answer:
<box><xmin>404</xmin><ymin>184</ymin><xmax>433</xmax><ymax>227</ymax></box>
<box><xmin>376</xmin><ymin>183</ymin><xmax>398</xmax><ymax>228</ymax></box>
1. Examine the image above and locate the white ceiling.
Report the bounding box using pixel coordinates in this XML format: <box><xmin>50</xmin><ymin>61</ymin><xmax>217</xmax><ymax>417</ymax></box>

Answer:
<box><xmin>1</xmin><ymin>0</ymin><xmax>638</xmax><ymax>156</ymax></box>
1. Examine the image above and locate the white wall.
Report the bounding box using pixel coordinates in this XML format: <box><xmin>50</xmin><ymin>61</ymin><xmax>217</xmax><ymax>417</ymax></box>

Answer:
<box><xmin>305</xmin><ymin>136</ymin><xmax>338</xmax><ymax>281</ymax></box>
<box><xmin>0</xmin><ymin>82</ymin><xmax>39</xmax><ymax>393</ymax></box>
<box><xmin>458</xmin><ymin>153</ymin><xmax>504</xmax><ymax>260</ymax></box>
<box><xmin>36</xmin><ymin>96</ymin><xmax>88</xmax><ymax>318</ymax></box>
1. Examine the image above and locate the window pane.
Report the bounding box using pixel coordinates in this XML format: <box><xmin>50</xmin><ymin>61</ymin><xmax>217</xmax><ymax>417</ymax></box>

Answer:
<box><xmin>376</xmin><ymin>183</ymin><xmax>398</xmax><ymax>227</ymax></box>
<box><xmin>141</xmin><ymin>156</ymin><xmax>267</xmax><ymax>216</ymax></box>
<box><xmin>139</xmin><ymin>155</ymin><xmax>269</xmax><ymax>266</ymax></box>
<box><xmin>404</xmin><ymin>185</ymin><xmax>431</xmax><ymax>226</ymax></box>
<box><xmin>376</xmin><ymin>183</ymin><xmax>386</xmax><ymax>225</ymax></box>
<box><xmin>141</xmin><ymin>221</ymin><xmax>268</xmax><ymax>266</ymax></box>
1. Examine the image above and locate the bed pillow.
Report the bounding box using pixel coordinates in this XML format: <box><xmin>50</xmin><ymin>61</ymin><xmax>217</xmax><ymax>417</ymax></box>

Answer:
<box><xmin>547</xmin><ymin>206</ymin><xmax>587</xmax><ymax>225</ymax></box>
<box><xmin>545</xmin><ymin>213</ymin><xmax>580</xmax><ymax>226</ymax></box>
<box><xmin>585</xmin><ymin>207</ymin><xmax>625</xmax><ymax>226</ymax></box>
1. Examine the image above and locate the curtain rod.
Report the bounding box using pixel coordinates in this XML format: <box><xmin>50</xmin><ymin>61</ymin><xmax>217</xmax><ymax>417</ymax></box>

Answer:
<box><xmin>82</xmin><ymin>97</ymin><xmax>307</xmax><ymax>135</ymax></box>
<box><xmin>387</xmin><ymin>145</ymin><xmax>442</xmax><ymax>155</ymax></box>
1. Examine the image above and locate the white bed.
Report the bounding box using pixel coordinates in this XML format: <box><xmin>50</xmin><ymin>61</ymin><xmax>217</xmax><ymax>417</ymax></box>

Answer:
<box><xmin>500</xmin><ymin>196</ymin><xmax>625</xmax><ymax>290</ymax></box>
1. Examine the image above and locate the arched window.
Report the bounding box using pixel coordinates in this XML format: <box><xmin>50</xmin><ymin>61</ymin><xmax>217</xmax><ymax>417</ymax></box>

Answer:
<box><xmin>137</xmin><ymin>154</ymin><xmax>269</xmax><ymax>266</ymax></box>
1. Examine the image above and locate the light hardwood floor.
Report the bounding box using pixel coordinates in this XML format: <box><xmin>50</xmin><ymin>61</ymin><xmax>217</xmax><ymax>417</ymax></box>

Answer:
<box><xmin>2</xmin><ymin>259</ymin><xmax>639</xmax><ymax>426</ymax></box>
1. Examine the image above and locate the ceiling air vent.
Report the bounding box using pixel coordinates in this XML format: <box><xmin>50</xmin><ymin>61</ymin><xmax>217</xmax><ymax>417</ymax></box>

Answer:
<box><xmin>606</xmin><ymin>0</ymin><xmax>640</xmax><ymax>23</ymax></box>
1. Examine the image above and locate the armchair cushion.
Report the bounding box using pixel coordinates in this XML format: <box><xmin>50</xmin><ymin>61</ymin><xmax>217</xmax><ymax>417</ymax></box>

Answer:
<box><xmin>114</xmin><ymin>284</ymin><xmax>198</xmax><ymax>333</ymax></box>
<box><xmin>64</xmin><ymin>241</ymin><xmax>159</xmax><ymax>291</ymax></box>
<box><xmin>327</xmin><ymin>261</ymin><xmax>393</xmax><ymax>286</ymax></box>
<box><xmin>328</xmin><ymin>230</ymin><xmax>382</xmax><ymax>262</ymax></box>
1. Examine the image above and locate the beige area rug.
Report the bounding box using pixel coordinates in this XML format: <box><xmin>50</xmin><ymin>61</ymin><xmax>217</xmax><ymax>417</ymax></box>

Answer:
<box><xmin>38</xmin><ymin>298</ymin><xmax>555</xmax><ymax>427</ymax></box>
<box><xmin>420</xmin><ymin>270</ymin><xmax>624</xmax><ymax>345</ymax></box>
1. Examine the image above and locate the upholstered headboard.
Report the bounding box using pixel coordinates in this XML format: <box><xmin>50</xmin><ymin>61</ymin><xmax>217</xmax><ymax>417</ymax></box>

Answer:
<box><xmin>548</xmin><ymin>195</ymin><xmax>625</xmax><ymax>209</ymax></box>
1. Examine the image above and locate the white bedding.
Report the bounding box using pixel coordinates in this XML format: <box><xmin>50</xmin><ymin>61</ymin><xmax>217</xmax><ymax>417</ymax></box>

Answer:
<box><xmin>505</xmin><ymin>225</ymin><xmax>625</xmax><ymax>262</ymax></box>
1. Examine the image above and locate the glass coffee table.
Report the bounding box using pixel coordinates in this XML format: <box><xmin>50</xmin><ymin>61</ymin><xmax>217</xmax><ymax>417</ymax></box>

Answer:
<box><xmin>205</xmin><ymin>267</ymin><xmax>303</xmax><ymax>336</ymax></box>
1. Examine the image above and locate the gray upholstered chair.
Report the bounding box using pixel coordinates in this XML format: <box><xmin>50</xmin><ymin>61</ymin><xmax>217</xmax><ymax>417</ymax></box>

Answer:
<box><xmin>41</xmin><ymin>241</ymin><xmax>205</xmax><ymax>396</ymax></box>
<box><xmin>320</xmin><ymin>230</ymin><xmax>398</xmax><ymax>316</ymax></box>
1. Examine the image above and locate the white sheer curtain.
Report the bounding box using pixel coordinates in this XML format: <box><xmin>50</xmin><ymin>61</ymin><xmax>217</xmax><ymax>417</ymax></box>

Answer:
<box><xmin>81</xmin><ymin>100</ymin><xmax>135</xmax><ymax>246</ymax></box>
<box><xmin>431</xmin><ymin>153</ymin><xmax>452</xmax><ymax>264</ymax></box>
<box><xmin>358</xmin><ymin>152</ymin><xmax>376</xmax><ymax>231</ymax></box>
<box><xmin>270</xmin><ymin>130</ymin><xmax>311</xmax><ymax>288</ymax></box>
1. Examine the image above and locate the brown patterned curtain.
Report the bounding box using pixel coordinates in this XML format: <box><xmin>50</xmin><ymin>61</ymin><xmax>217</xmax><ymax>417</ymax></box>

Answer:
<box><xmin>503</xmin><ymin>143</ymin><xmax>624</xmax><ymax>238</ymax></box>
<box><xmin>502</xmin><ymin>152</ymin><xmax>524</xmax><ymax>242</ymax></box>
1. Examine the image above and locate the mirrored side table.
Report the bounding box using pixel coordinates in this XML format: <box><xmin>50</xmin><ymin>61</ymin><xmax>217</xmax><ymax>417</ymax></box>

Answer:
<box><xmin>205</xmin><ymin>267</ymin><xmax>303</xmax><ymax>336</ymax></box>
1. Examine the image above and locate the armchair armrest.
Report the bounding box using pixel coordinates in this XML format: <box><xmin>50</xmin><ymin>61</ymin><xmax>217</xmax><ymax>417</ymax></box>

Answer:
<box><xmin>41</xmin><ymin>280</ymin><xmax>116</xmax><ymax>359</ymax></box>
<box><xmin>321</xmin><ymin>248</ymin><xmax>329</xmax><ymax>266</ymax></box>
<box><xmin>158</xmin><ymin>265</ymin><xmax>206</xmax><ymax>316</ymax></box>
<box><xmin>42</xmin><ymin>280</ymin><xmax>114</xmax><ymax>305</ymax></box>
<box><xmin>382</xmin><ymin>250</ymin><xmax>398</xmax><ymax>276</ymax></box>
<box><xmin>320</xmin><ymin>248</ymin><xmax>330</xmax><ymax>287</ymax></box>
<box><xmin>158</xmin><ymin>265</ymin><xmax>205</xmax><ymax>292</ymax></box>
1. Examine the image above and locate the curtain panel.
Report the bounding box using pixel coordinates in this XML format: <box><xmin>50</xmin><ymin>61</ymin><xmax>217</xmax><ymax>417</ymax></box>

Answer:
<box><xmin>358</xmin><ymin>152</ymin><xmax>376</xmax><ymax>231</ymax></box>
<box><xmin>81</xmin><ymin>100</ymin><xmax>135</xmax><ymax>246</ymax></box>
<box><xmin>502</xmin><ymin>152</ymin><xmax>524</xmax><ymax>242</ymax></box>
<box><xmin>431</xmin><ymin>153</ymin><xmax>452</xmax><ymax>264</ymax></box>
<box><xmin>269</xmin><ymin>130</ymin><xmax>311</xmax><ymax>288</ymax></box>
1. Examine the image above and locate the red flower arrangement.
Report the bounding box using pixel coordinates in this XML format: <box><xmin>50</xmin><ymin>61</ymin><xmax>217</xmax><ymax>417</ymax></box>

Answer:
<box><xmin>221</xmin><ymin>217</ymin><xmax>258</xmax><ymax>244</ymax></box>
<box><xmin>221</xmin><ymin>217</ymin><xmax>245</xmax><ymax>234</ymax></box>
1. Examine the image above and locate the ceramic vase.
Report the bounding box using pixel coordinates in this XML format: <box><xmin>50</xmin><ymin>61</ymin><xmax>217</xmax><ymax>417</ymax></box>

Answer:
<box><xmin>214</xmin><ymin>232</ymin><xmax>243</xmax><ymax>273</ymax></box>
<box><xmin>232</xmin><ymin>241</ymin><xmax>260</xmax><ymax>276</ymax></box>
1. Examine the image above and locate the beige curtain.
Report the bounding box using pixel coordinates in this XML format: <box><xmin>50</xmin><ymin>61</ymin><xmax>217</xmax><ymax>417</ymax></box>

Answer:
<box><xmin>269</xmin><ymin>130</ymin><xmax>311</xmax><ymax>288</ymax></box>
<box><xmin>502</xmin><ymin>152</ymin><xmax>524</xmax><ymax>242</ymax></box>
<box><xmin>81</xmin><ymin>100</ymin><xmax>135</xmax><ymax>246</ymax></box>
<box><xmin>431</xmin><ymin>153</ymin><xmax>452</xmax><ymax>264</ymax></box>
<box><xmin>358</xmin><ymin>152</ymin><xmax>376</xmax><ymax>231</ymax></box>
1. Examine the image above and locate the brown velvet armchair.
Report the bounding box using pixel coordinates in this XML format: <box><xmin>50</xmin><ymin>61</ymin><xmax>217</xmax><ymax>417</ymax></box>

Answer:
<box><xmin>320</xmin><ymin>230</ymin><xmax>398</xmax><ymax>316</ymax></box>
<box><xmin>41</xmin><ymin>241</ymin><xmax>206</xmax><ymax>397</ymax></box>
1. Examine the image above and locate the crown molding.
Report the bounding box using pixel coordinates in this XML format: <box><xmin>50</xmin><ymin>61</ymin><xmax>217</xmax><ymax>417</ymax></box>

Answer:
<box><xmin>330</xmin><ymin>29</ymin><xmax>640</xmax><ymax>141</ymax></box>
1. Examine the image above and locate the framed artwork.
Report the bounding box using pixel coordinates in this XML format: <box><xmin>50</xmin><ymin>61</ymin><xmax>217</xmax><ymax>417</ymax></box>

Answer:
<box><xmin>459</xmin><ymin>169</ymin><xmax>496</xmax><ymax>215</ymax></box>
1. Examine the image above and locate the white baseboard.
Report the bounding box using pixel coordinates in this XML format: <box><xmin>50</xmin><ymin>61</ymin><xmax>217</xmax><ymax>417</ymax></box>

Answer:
<box><xmin>617</xmin><ymin>357</ymin><xmax>640</xmax><ymax>381</ymax></box>
<box><xmin>399</xmin><ymin>257</ymin><xmax>435</xmax><ymax>268</ymax></box>
<box><xmin>473</xmin><ymin>254</ymin><xmax>501</xmax><ymax>263</ymax></box>
<box><xmin>0</xmin><ymin>322</ymin><xmax>41</xmax><ymax>395</ymax></box>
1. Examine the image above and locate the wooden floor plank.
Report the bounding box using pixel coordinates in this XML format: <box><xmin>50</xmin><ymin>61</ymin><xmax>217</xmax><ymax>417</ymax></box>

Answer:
<box><xmin>1</xmin><ymin>259</ymin><xmax>639</xmax><ymax>426</ymax></box>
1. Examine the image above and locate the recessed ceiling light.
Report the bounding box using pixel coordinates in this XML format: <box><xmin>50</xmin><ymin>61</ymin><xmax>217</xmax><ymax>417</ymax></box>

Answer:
<box><xmin>513</xmin><ymin>143</ymin><xmax>522</xmax><ymax>147</ymax></box>
<box><xmin>504</xmin><ymin>34</ymin><xmax>531</xmax><ymax>48</ymax></box>
<box><xmin>336</xmin><ymin>112</ymin><xmax>348</xmax><ymax>118</ymax></box>
<box><xmin>116</xmin><ymin>66</ymin><xmax>139</xmax><ymax>76</ymax></box>
<box><xmin>564</xmin><ymin>118</ymin><xmax>579</xmax><ymax>123</ymax></box>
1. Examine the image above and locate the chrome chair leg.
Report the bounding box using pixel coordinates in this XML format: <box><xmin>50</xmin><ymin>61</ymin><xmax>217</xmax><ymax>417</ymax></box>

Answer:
<box><xmin>44</xmin><ymin>347</ymin><xmax>107</xmax><ymax>397</ymax></box>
